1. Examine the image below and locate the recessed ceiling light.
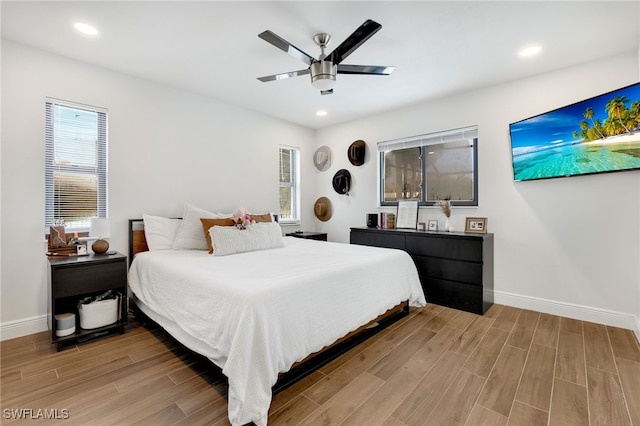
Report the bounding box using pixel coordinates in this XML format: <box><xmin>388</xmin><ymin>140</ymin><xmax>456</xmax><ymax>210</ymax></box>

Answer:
<box><xmin>73</xmin><ymin>22</ymin><xmax>99</xmax><ymax>36</ymax></box>
<box><xmin>316</xmin><ymin>110</ymin><xmax>328</xmax><ymax>116</ymax></box>
<box><xmin>519</xmin><ymin>45</ymin><xmax>542</xmax><ymax>58</ymax></box>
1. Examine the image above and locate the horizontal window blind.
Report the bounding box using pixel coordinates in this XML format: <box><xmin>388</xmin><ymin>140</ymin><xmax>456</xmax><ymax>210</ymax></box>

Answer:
<box><xmin>279</xmin><ymin>146</ymin><xmax>299</xmax><ymax>221</ymax></box>
<box><xmin>377</xmin><ymin>126</ymin><xmax>478</xmax><ymax>152</ymax></box>
<box><xmin>279</xmin><ymin>147</ymin><xmax>293</xmax><ymax>185</ymax></box>
<box><xmin>45</xmin><ymin>99</ymin><xmax>108</xmax><ymax>231</ymax></box>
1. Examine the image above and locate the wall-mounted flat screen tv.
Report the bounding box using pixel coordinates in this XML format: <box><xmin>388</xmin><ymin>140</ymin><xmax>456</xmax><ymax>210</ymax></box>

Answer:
<box><xmin>509</xmin><ymin>82</ymin><xmax>640</xmax><ymax>181</ymax></box>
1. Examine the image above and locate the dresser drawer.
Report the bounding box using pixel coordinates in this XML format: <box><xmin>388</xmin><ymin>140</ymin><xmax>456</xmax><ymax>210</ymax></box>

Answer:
<box><xmin>406</xmin><ymin>235</ymin><xmax>482</xmax><ymax>262</ymax></box>
<box><xmin>425</xmin><ymin>278</ymin><xmax>485</xmax><ymax>315</ymax></box>
<box><xmin>350</xmin><ymin>230</ymin><xmax>405</xmax><ymax>249</ymax></box>
<box><xmin>411</xmin><ymin>255</ymin><xmax>483</xmax><ymax>286</ymax></box>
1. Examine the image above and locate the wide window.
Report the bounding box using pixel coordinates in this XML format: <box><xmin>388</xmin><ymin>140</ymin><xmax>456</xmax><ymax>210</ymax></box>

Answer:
<box><xmin>45</xmin><ymin>99</ymin><xmax>108</xmax><ymax>232</ymax></box>
<box><xmin>378</xmin><ymin>126</ymin><xmax>478</xmax><ymax>206</ymax></box>
<box><xmin>279</xmin><ymin>146</ymin><xmax>299</xmax><ymax>222</ymax></box>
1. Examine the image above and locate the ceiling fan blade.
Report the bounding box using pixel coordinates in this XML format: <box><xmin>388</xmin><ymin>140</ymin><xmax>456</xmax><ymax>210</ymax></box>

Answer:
<box><xmin>337</xmin><ymin>64</ymin><xmax>395</xmax><ymax>75</ymax></box>
<box><xmin>327</xmin><ymin>19</ymin><xmax>382</xmax><ymax>65</ymax></box>
<box><xmin>258</xmin><ymin>30</ymin><xmax>315</xmax><ymax>66</ymax></box>
<box><xmin>321</xmin><ymin>89</ymin><xmax>334</xmax><ymax>95</ymax></box>
<box><xmin>257</xmin><ymin>68</ymin><xmax>310</xmax><ymax>83</ymax></box>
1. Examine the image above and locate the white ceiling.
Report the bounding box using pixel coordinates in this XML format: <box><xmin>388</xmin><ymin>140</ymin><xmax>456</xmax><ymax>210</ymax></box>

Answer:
<box><xmin>2</xmin><ymin>1</ymin><xmax>639</xmax><ymax>129</ymax></box>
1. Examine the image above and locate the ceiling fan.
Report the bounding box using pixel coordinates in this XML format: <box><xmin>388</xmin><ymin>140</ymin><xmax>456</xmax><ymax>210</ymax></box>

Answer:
<box><xmin>257</xmin><ymin>19</ymin><xmax>395</xmax><ymax>95</ymax></box>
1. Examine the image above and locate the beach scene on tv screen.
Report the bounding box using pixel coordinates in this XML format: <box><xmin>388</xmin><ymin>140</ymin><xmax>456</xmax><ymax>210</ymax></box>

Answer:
<box><xmin>510</xmin><ymin>83</ymin><xmax>640</xmax><ymax>181</ymax></box>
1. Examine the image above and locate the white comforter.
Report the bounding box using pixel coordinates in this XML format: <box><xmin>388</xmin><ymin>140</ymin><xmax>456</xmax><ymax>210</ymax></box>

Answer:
<box><xmin>128</xmin><ymin>237</ymin><xmax>425</xmax><ymax>426</ymax></box>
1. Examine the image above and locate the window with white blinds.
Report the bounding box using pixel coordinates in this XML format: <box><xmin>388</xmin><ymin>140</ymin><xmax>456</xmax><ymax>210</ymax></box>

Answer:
<box><xmin>45</xmin><ymin>99</ymin><xmax>108</xmax><ymax>232</ymax></box>
<box><xmin>378</xmin><ymin>126</ymin><xmax>478</xmax><ymax>206</ymax></box>
<box><xmin>279</xmin><ymin>146</ymin><xmax>299</xmax><ymax>222</ymax></box>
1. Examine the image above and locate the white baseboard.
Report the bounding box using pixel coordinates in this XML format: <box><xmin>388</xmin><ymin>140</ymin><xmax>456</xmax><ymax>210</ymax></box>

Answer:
<box><xmin>494</xmin><ymin>290</ymin><xmax>640</xmax><ymax>340</ymax></box>
<box><xmin>0</xmin><ymin>314</ymin><xmax>49</xmax><ymax>341</ymax></box>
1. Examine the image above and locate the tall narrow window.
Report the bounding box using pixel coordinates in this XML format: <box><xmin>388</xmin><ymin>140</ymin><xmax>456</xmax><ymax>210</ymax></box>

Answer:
<box><xmin>45</xmin><ymin>99</ymin><xmax>108</xmax><ymax>232</ymax></box>
<box><xmin>279</xmin><ymin>146</ymin><xmax>299</xmax><ymax>222</ymax></box>
<box><xmin>378</xmin><ymin>126</ymin><xmax>478</xmax><ymax>206</ymax></box>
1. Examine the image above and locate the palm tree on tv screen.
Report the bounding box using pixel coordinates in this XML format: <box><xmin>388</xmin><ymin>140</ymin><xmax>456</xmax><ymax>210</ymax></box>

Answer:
<box><xmin>606</xmin><ymin>96</ymin><xmax>632</xmax><ymax>135</ymax></box>
<box><xmin>583</xmin><ymin>107</ymin><xmax>605</xmax><ymax>139</ymax></box>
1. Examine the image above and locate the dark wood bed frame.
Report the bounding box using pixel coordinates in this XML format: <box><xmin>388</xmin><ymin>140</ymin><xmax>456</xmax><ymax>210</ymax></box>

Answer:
<box><xmin>127</xmin><ymin>219</ymin><xmax>410</xmax><ymax>394</ymax></box>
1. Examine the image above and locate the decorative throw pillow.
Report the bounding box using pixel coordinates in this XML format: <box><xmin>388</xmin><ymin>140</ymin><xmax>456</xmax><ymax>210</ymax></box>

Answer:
<box><xmin>210</xmin><ymin>222</ymin><xmax>284</xmax><ymax>256</ymax></box>
<box><xmin>200</xmin><ymin>218</ymin><xmax>236</xmax><ymax>254</ymax></box>
<box><xmin>142</xmin><ymin>214</ymin><xmax>182</xmax><ymax>251</ymax></box>
<box><xmin>172</xmin><ymin>204</ymin><xmax>226</xmax><ymax>250</ymax></box>
<box><xmin>251</xmin><ymin>213</ymin><xmax>273</xmax><ymax>223</ymax></box>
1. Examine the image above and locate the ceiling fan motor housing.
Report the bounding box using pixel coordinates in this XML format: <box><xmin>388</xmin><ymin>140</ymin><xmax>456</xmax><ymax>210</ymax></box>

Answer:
<box><xmin>310</xmin><ymin>61</ymin><xmax>337</xmax><ymax>89</ymax></box>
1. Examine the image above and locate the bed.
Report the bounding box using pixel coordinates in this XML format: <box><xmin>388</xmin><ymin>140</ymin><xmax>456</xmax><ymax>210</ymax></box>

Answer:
<box><xmin>127</xmin><ymin>213</ymin><xmax>426</xmax><ymax>426</ymax></box>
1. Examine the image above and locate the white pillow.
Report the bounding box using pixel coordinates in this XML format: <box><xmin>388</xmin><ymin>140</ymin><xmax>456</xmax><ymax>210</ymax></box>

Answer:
<box><xmin>142</xmin><ymin>214</ymin><xmax>182</xmax><ymax>251</ymax></box>
<box><xmin>172</xmin><ymin>204</ymin><xmax>227</xmax><ymax>250</ymax></box>
<box><xmin>210</xmin><ymin>222</ymin><xmax>284</xmax><ymax>256</ymax></box>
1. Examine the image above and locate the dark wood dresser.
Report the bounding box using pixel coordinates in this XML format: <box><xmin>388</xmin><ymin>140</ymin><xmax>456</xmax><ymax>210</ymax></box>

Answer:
<box><xmin>350</xmin><ymin>227</ymin><xmax>494</xmax><ymax>315</ymax></box>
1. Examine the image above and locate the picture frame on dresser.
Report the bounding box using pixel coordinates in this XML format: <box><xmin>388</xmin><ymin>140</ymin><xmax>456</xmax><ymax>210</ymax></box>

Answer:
<box><xmin>465</xmin><ymin>217</ymin><xmax>488</xmax><ymax>233</ymax></box>
<box><xmin>396</xmin><ymin>200</ymin><xmax>419</xmax><ymax>229</ymax></box>
<box><xmin>428</xmin><ymin>220</ymin><xmax>438</xmax><ymax>231</ymax></box>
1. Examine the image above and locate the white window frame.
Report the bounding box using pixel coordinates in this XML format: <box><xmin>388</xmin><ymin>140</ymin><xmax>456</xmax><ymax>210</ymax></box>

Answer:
<box><xmin>278</xmin><ymin>145</ymin><xmax>300</xmax><ymax>223</ymax></box>
<box><xmin>45</xmin><ymin>98</ymin><xmax>108</xmax><ymax>233</ymax></box>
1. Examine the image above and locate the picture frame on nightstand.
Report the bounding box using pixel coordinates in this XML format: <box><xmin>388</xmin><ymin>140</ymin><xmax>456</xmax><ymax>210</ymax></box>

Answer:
<box><xmin>49</xmin><ymin>226</ymin><xmax>67</xmax><ymax>247</ymax></box>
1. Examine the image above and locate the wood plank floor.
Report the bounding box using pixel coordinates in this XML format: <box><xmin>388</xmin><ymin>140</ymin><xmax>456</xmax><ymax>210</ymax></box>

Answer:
<box><xmin>2</xmin><ymin>304</ymin><xmax>639</xmax><ymax>425</ymax></box>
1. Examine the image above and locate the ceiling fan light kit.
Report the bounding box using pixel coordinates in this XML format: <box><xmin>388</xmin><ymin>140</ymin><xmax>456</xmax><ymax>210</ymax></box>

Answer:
<box><xmin>257</xmin><ymin>19</ymin><xmax>394</xmax><ymax>94</ymax></box>
<box><xmin>310</xmin><ymin>61</ymin><xmax>336</xmax><ymax>91</ymax></box>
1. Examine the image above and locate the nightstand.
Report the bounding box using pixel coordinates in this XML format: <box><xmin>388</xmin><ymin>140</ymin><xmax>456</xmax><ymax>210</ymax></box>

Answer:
<box><xmin>285</xmin><ymin>231</ymin><xmax>328</xmax><ymax>241</ymax></box>
<box><xmin>48</xmin><ymin>252</ymin><xmax>128</xmax><ymax>351</ymax></box>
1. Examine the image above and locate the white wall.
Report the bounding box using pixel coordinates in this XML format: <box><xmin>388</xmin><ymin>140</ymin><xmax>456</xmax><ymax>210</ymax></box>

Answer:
<box><xmin>313</xmin><ymin>52</ymin><xmax>640</xmax><ymax>334</ymax></box>
<box><xmin>2</xmin><ymin>40</ymin><xmax>639</xmax><ymax>340</ymax></box>
<box><xmin>0</xmin><ymin>41</ymin><xmax>315</xmax><ymax>339</ymax></box>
